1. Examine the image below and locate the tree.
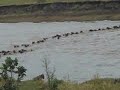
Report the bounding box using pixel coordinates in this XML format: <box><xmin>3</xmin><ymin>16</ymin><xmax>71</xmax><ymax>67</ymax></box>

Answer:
<box><xmin>0</xmin><ymin>57</ymin><xmax>27</xmax><ymax>90</ymax></box>
<box><xmin>42</xmin><ymin>58</ymin><xmax>63</xmax><ymax>90</ymax></box>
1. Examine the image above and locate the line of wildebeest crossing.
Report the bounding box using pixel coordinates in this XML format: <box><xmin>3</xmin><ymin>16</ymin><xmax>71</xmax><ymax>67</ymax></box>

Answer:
<box><xmin>0</xmin><ymin>25</ymin><xmax>120</xmax><ymax>58</ymax></box>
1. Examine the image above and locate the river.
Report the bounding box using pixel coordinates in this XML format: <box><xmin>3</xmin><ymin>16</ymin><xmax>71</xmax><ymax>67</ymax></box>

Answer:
<box><xmin>0</xmin><ymin>21</ymin><xmax>120</xmax><ymax>82</ymax></box>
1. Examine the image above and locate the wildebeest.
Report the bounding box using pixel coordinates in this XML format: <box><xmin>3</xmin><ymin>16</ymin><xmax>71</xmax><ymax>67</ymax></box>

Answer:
<box><xmin>75</xmin><ymin>32</ymin><xmax>79</xmax><ymax>34</ymax></box>
<box><xmin>18</xmin><ymin>49</ymin><xmax>27</xmax><ymax>54</ymax></box>
<box><xmin>113</xmin><ymin>26</ymin><xmax>119</xmax><ymax>29</ymax></box>
<box><xmin>33</xmin><ymin>74</ymin><xmax>45</xmax><ymax>81</ymax></box>
<box><xmin>80</xmin><ymin>31</ymin><xmax>83</xmax><ymax>33</ymax></box>
<box><xmin>114</xmin><ymin>78</ymin><xmax>120</xmax><ymax>84</ymax></box>
<box><xmin>40</xmin><ymin>40</ymin><xmax>44</xmax><ymax>42</ymax></box>
<box><xmin>71</xmin><ymin>32</ymin><xmax>74</xmax><ymax>35</ymax></box>
<box><xmin>93</xmin><ymin>29</ymin><xmax>97</xmax><ymax>31</ymax></box>
<box><xmin>1</xmin><ymin>51</ymin><xmax>5</xmax><ymax>53</ymax></box>
<box><xmin>63</xmin><ymin>33</ymin><xmax>69</xmax><ymax>37</ymax></box>
<box><xmin>14</xmin><ymin>45</ymin><xmax>19</xmax><ymax>48</ymax></box>
<box><xmin>89</xmin><ymin>29</ymin><xmax>94</xmax><ymax>32</ymax></box>
<box><xmin>37</xmin><ymin>41</ymin><xmax>40</xmax><ymax>44</ymax></box>
<box><xmin>32</xmin><ymin>42</ymin><xmax>35</xmax><ymax>44</ymax></box>
<box><xmin>6</xmin><ymin>51</ymin><xmax>12</xmax><ymax>55</ymax></box>
<box><xmin>52</xmin><ymin>35</ymin><xmax>56</xmax><ymax>39</ymax></box>
<box><xmin>25</xmin><ymin>44</ymin><xmax>30</xmax><ymax>48</ymax></box>
<box><xmin>13</xmin><ymin>50</ymin><xmax>17</xmax><ymax>53</ymax></box>
<box><xmin>106</xmin><ymin>27</ymin><xmax>112</xmax><ymax>30</ymax></box>
<box><xmin>21</xmin><ymin>44</ymin><xmax>30</xmax><ymax>48</ymax></box>
<box><xmin>98</xmin><ymin>28</ymin><xmax>101</xmax><ymax>31</ymax></box>
<box><xmin>30</xmin><ymin>49</ymin><xmax>33</xmax><ymax>51</ymax></box>
<box><xmin>52</xmin><ymin>34</ymin><xmax>61</xmax><ymax>39</ymax></box>
<box><xmin>56</xmin><ymin>35</ymin><xmax>61</xmax><ymax>39</ymax></box>
<box><xmin>43</xmin><ymin>38</ymin><xmax>48</xmax><ymax>41</ymax></box>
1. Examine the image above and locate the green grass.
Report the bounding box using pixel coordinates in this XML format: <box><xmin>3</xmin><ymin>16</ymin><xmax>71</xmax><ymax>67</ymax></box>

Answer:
<box><xmin>17</xmin><ymin>78</ymin><xmax>120</xmax><ymax>90</ymax></box>
<box><xmin>19</xmin><ymin>80</ymin><xmax>47</xmax><ymax>90</ymax></box>
<box><xmin>0</xmin><ymin>12</ymin><xmax>119</xmax><ymax>23</ymax></box>
<box><xmin>0</xmin><ymin>0</ymin><xmax>37</xmax><ymax>5</ymax></box>
<box><xmin>0</xmin><ymin>0</ymin><xmax>113</xmax><ymax>5</ymax></box>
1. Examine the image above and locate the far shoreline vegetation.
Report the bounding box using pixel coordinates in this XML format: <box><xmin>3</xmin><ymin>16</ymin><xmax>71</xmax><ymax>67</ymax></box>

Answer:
<box><xmin>0</xmin><ymin>13</ymin><xmax>120</xmax><ymax>23</ymax></box>
<box><xmin>0</xmin><ymin>0</ymin><xmax>116</xmax><ymax>5</ymax></box>
<box><xmin>0</xmin><ymin>0</ymin><xmax>119</xmax><ymax>22</ymax></box>
<box><xmin>0</xmin><ymin>57</ymin><xmax>120</xmax><ymax>90</ymax></box>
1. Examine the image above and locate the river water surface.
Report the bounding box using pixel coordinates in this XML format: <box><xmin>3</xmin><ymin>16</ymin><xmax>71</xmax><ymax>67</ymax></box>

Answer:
<box><xmin>0</xmin><ymin>21</ymin><xmax>120</xmax><ymax>82</ymax></box>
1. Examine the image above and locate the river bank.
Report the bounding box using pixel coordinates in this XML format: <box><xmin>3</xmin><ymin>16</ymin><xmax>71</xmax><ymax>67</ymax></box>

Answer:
<box><xmin>16</xmin><ymin>78</ymin><xmax>120</xmax><ymax>90</ymax></box>
<box><xmin>0</xmin><ymin>1</ymin><xmax>119</xmax><ymax>22</ymax></box>
<box><xmin>0</xmin><ymin>13</ymin><xmax>120</xmax><ymax>23</ymax></box>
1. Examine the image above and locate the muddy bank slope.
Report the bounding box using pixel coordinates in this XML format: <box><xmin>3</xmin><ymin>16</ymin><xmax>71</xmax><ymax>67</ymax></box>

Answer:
<box><xmin>0</xmin><ymin>1</ymin><xmax>120</xmax><ymax>22</ymax></box>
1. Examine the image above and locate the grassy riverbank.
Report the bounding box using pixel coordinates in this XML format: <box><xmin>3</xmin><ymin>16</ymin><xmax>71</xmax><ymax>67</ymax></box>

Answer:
<box><xmin>0</xmin><ymin>13</ymin><xmax>120</xmax><ymax>23</ymax></box>
<box><xmin>0</xmin><ymin>1</ymin><xmax>119</xmax><ymax>22</ymax></box>
<box><xmin>0</xmin><ymin>0</ymin><xmax>112</xmax><ymax>5</ymax></box>
<box><xmin>18</xmin><ymin>78</ymin><xmax>120</xmax><ymax>90</ymax></box>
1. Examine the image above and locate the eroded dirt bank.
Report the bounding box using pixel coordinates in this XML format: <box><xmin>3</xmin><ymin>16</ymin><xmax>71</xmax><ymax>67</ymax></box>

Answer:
<box><xmin>0</xmin><ymin>1</ymin><xmax>120</xmax><ymax>22</ymax></box>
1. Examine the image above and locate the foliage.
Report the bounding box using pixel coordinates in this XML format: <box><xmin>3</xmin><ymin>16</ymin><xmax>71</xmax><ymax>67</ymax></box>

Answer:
<box><xmin>58</xmin><ymin>78</ymin><xmax>120</xmax><ymax>90</ymax></box>
<box><xmin>4</xmin><ymin>78</ymin><xmax>120</xmax><ymax>90</ymax></box>
<box><xmin>42</xmin><ymin>58</ymin><xmax>63</xmax><ymax>90</ymax></box>
<box><xmin>0</xmin><ymin>0</ymin><xmax>113</xmax><ymax>5</ymax></box>
<box><xmin>0</xmin><ymin>57</ymin><xmax>27</xmax><ymax>90</ymax></box>
<box><xmin>19</xmin><ymin>80</ymin><xmax>47</xmax><ymax>90</ymax></box>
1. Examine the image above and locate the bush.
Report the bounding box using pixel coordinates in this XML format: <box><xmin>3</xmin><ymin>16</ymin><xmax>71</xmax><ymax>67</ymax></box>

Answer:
<box><xmin>0</xmin><ymin>57</ymin><xmax>27</xmax><ymax>90</ymax></box>
<box><xmin>42</xmin><ymin>58</ymin><xmax>63</xmax><ymax>90</ymax></box>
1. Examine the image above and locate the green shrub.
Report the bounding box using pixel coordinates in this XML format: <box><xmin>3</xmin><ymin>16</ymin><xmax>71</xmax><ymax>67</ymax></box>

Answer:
<box><xmin>0</xmin><ymin>57</ymin><xmax>27</xmax><ymax>90</ymax></box>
